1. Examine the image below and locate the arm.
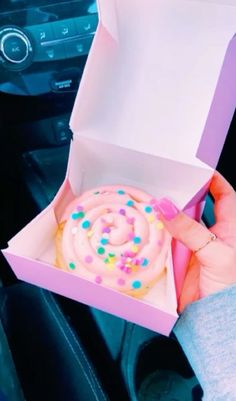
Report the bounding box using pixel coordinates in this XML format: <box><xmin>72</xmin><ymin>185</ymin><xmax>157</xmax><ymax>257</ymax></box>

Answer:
<box><xmin>174</xmin><ymin>285</ymin><xmax>236</xmax><ymax>401</ymax></box>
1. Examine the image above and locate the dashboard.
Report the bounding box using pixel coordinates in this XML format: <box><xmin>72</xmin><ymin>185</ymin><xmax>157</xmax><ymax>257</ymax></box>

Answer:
<box><xmin>0</xmin><ymin>0</ymin><xmax>98</xmax><ymax>95</ymax></box>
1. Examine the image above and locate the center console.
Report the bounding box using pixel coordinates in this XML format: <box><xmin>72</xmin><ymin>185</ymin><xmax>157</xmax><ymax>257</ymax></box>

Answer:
<box><xmin>0</xmin><ymin>0</ymin><xmax>98</xmax><ymax>95</ymax></box>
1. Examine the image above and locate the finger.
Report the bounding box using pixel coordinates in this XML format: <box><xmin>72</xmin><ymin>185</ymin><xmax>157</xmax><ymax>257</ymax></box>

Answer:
<box><xmin>178</xmin><ymin>258</ymin><xmax>200</xmax><ymax>313</ymax></box>
<box><xmin>210</xmin><ymin>171</ymin><xmax>236</xmax><ymax>223</ymax></box>
<box><xmin>155</xmin><ymin>198</ymin><xmax>218</xmax><ymax>265</ymax></box>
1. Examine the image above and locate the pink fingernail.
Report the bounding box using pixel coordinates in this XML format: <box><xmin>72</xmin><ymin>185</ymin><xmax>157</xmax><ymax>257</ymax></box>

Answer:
<box><xmin>155</xmin><ymin>198</ymin><xmax>179</xmax><ymax>221</ymax></box>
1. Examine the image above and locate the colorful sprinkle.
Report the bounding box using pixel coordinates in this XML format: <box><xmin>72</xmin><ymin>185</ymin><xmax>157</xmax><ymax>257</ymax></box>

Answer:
<box><xmin>85</xmin><ymin>255</ymin><xmax>93</xmax><ymax>264</ymax></box>
<box><xmin>128</xmin><ymin>232</ymin><xmax>135</xmax><ymax>241</ymax></box>
<box><xmin>94</xmin><ymin>191</ymin><xmax>100</xmax><ymax>195</ymax></box>
<box><xmin>82</xmin><ymin>220</ymin><xmax>91</xmax><ymax>229</ymax></box>
<box><xmin>117</xmin><ymin>278</ymin><xmax>125</xmax><ymax>286</ymax></box>
<box><xmin>141</xmin><ymin>258</ymin><xmax>149</xmax><ymax>267</ymax></box>
<box><xmin>71</xmin><ymin>212</ymin><xmax>80</xmax><ymax>220</ymax></box>
<box><xmin>95</xmin><ymin>276</ymin><xmax>102</xmax><ymax>284</ymax></box>
<box><xmin>106</xmin><ymin>263</ymin><xmax>115</xmax><ymax>271</ymax></box>
<box><xmin>132</xmin><ymin>280</ymin><xmax>142</xmax><ymax>289</ymax></box>
<box><xmin>148</xmin><ymin>215</ymin><xmax>155</xmax><ymax>223</ymax></box>
<box><xmin>156</xmin><ymin>221</ymin><xmax>164</xmax><ymax>230</ymax></box>
<box><xmin>101</xmin><ymin>238</ymin><xmax>108</xmax><ymax>245</ymax></box>
<box><xmin>119</xmin><ymin>208</ymin><xmax>126</xmax><ymax>216</ymax></box>
<box><xmin>126</xmin><ymin>200</ymin><xmax>134</xmax><ymax>207</ymax></box>
<box><xmin>76</xmin><ymin>205</ymin><xmax>84</xmax><ymax>212</ymax></box>
<box><xmin>104</xmin><ymin>258</ymin><xmax>109</xmax><ymax>264</ymax></box>
<box><xmin>109</xmin><ymin>253</ymin><xmax>115</xmax><ymax>258</ymax></box>
<box><xmin>69</xmin><ymin>262</ymin><xmax>76</xmax><ymax>270</ymax></box>
<box><xmin>87</xmin><ymin>230</ymin><xmax>94</xmax><ymax>238</ymax></box>
<box><xmin>97</xmin><ymin>247</ymin><xmax>105</xmax><ymax>255</ymax></box>
<box><xmin>71</xmin><ymin>227</ymin><xmax>78</xmax><ymax>235</ymax></box>
<box><xmin>145</xmin><ymin>206</ymin><xmax>153</xmax><ymax>213</ymax></box>
<box><xmin>117</xmin><ymin>189</ymin><xmax>125</xmax><ymax>195</ymax></box>
<box><xmin>102</xmin><ymin>226</ymin><xmax>111</xmax><ymax>234</ymax></box>
<box><xmin>131</xmin><ymin>245</ymin><xmax>139</xmax><ymax>253</ymax></box>
<box><xmin>133</xmin><ymin>236</ymin><xmax>141</xmax><ymax>244</ymax></box>
<box><xmin>127</xmin><ymin>217</ymin><xmax>135</xmax><ymax>225</ymax></box>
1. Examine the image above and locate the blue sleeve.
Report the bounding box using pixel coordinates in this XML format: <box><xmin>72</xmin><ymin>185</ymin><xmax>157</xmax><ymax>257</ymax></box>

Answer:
<box><xmin>173</xmin><ymin>284</ymin><xmax>236</xmax><ymax>401</ymax></box>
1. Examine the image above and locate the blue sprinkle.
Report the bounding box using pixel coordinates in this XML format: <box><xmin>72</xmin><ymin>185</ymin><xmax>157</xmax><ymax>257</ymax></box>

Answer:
<box><xmin>133</xmin><ymin>236</ymin><xmax>141</xmax><ymax>244</ymax></box>
<box><xmin>132</xmin><ymin>280</ymin><xmax>142</xmax><ymax>289</ymax></box>
<box><xmin>117</xmin><ymin>189</ymin><xmax>125</xmax><ymax>195</ymax></box>
<box><xmin>82</xmin><ymin>220</ymin><xmax>91</xmax><ymax>229</ymax></box>
<box><xmin>145</xmin><ymin>206</ymin><xmax>153</xmax><ymax>213</ymax></box>
<box><xmin>100</xmin><ymin>238</ymin><xmax>108</xmax><ymax>245</ymax></box>
<box><xmin>126</xmin><ymin>200</ymin><xmax>134</xmax><ymax>207</ymax></box>
<box><xmin>141</xmin><ymin>258</ymin><xmax>149</xmax><ymax>267</ymax></box>
<box><xmin>71</xmin><ymin>212</ymin><xmax>80</xmax><ymax>220</ymax></box>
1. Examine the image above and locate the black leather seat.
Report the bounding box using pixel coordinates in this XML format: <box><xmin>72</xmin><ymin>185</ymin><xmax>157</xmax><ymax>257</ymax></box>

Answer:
<box><xmin>0</xmin><ymin>283</ymin><xmax>109</xmax><ymax>401</ymax></box>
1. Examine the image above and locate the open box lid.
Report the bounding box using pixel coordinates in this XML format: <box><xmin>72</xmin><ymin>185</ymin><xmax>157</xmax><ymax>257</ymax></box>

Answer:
<box><xmin>70</xmin><ymin>0</ymin><xmax>236</xmax><ymax>170</ymax></box>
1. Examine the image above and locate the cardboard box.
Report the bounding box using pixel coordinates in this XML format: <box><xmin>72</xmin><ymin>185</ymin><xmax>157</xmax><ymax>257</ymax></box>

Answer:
<box><xmin>2</xmin><ymin>0</ymin><xmax>236</xmax><ymax>335</ymax></box>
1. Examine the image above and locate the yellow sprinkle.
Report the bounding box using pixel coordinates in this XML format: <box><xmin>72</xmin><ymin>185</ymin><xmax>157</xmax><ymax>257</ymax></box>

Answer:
<box><xmin>106</xmin><ymin>263</ymin><xmax>115</xmax><ymax>271</ymax></box>
<box><xmin>156</xmin><ymin>221</ymin><xmax>164</xmax><ymax>230</ymax></box>
<box><xmin>131</xmin><ymin>245</ymin><xmax>139</xmax><ymax>253</ymax></box>
<box><xmin>108</xmin><ymin>256</ymin><xmax>116</xmax><ymax>264</ymax></box>
<box><xmin>87</xmin><ymin>230</ymin><xmax>94</xmax><ymax>238</ymax></box>
<box><xmin>148</xmin><ymin>215</ymin><xmax>155</xmax><ymax>223</ymax></box>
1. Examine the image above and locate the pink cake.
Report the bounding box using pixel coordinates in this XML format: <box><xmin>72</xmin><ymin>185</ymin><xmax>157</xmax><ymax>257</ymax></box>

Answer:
<box><xmin>55</xmin><ymin>185</ymin><xmax>171</xmax><ymax>297</ymax></box>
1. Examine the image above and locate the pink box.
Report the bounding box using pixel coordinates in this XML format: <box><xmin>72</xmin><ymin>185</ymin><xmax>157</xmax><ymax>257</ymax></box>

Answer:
<box><xmin>2</xmin><ymin>0</ymin><xmax>236</xmax><ymax>335</ymax></box>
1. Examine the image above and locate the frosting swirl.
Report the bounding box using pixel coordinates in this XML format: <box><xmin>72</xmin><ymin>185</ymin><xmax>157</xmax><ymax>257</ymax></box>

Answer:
<box><xmin>56</xmin><ymin>185</ymin><xmax>171</xmax><ymax>294</ymax></box>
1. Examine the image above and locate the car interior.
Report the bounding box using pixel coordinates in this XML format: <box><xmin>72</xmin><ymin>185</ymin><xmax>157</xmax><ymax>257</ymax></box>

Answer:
<box><xmin>0</xmin><ymin>1</ymin><xmax>235</xmax><ymax>400</ymax></box>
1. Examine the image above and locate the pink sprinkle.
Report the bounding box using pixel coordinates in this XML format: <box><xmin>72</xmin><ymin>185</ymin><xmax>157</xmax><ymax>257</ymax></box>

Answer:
<box><xmin>133</xmin><ymin>258</ymin><xmax>140</xmax><ymax>265</ymax></box>
<box><xmin>85</xmin><ymin>255</ymin><xmax>93</xmax><ymax>264</ymax></box>
<box><xmin>120</xmin><ymin>265</ymin><xmax>126</xmax><ymax>271</ymax></box>
<box><xmin>102</xmin><ymin>226</ymin><xmax>111</xmax><ymax>233</ymax></box>
<box><xmin>116</xmin><ymin>261</ymin><xmax>123</xmax><ymax>268</ymax></box>
<box><xmin>127</xmin><ymin>217</ymin><xmax>135</xmax><ymax>225</ymax></box>
<box><xmin>76</xmin><ymin>205</ymin><xmax>84</xmax><ymax>211</ymax></box>
<box><xmin>124</xmin><ymin>267</ymin><xmax>132</xmax><ymax>274</ymax></box>
<box><xmin>95</xmin><ymin>276</ymin><xmax>102</xmax><ymax>284</ymax></box>
<box><xmin>117</xmin><ymin>278</ymin><xmax>125</xmax><ymax>286</ymax></box>
<box><xmin>124</xmin><ymin>250</ymin><xmax>133</xmax><ymax>258</ymax></box>
<box><xmin>119</xmin><ymin>208</ymin><xmax>126</xmax><ymax>216</ymax></box>
<box><xmin>128</xmin><ymin>232</ymin><xmax>134</xmax><ymax>240</ymax></box>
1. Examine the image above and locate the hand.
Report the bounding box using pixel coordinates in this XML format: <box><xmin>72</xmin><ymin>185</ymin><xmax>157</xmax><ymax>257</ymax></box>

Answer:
<box><xmin>156</xmin><ymin>172</ymin><xmax>236</xmax><ymax>312</ymax></box>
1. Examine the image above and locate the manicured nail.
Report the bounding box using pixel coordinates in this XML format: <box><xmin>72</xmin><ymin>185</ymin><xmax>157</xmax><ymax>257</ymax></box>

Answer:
<box><xmin>155</xmin><ymin>198</ymin><xmax>179</xmax><ymax>221</ymax></box>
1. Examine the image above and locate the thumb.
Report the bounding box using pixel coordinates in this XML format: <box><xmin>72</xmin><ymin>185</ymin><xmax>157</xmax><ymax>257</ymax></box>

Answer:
<box><xmin>155</xmin><ymin>198</ymin><xmax>217</xmax><ymax>265</ymax></box>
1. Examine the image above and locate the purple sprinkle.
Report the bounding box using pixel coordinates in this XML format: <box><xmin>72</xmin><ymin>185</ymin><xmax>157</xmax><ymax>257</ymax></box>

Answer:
<box><xmin>124</xmin><ymin>251</ymin><xmax>132</xmax><ymax>258</ymax></box>
<box><xmin>119</xmin><ymin>208</ymin><xmax>126</xmax><ymax>216</ymax></box>
<box><xmin>85</xmin><ymin>255</ymin><xmax>93</xmax><ymax>264</ymax></box>
<box><xmin>76</xmin><ymin>205</ymin><xmax>84</xmax><ymax>212</ymax></box>
<box><xmin>127</xmin><ymin>217</ymin><xmax>135</xmax><ymax>225</ymax></box>
<box><xmin>95</xmin><ymin>276</ymin><xmax>102</xmax><ymax>284</ymax></box>
<box><xmin>102</xmin><ymin>226</ymin><xmax>111</xmax><ymax>233</ymax></box>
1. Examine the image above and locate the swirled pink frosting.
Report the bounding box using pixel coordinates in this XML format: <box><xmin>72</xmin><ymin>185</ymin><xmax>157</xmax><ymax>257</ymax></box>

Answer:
<box><xmin>59</xmin><ymin>185</ymin><xmax>171</xmax><ymax>293</ymax></box>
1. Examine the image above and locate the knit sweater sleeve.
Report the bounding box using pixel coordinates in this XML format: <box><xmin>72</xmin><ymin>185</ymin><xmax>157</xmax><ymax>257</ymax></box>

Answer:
<box><xmin>173</xmin><ymin>284</ymin><xmax>236</xmax><ymax>401</ymax></box>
